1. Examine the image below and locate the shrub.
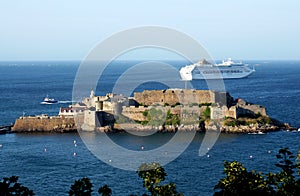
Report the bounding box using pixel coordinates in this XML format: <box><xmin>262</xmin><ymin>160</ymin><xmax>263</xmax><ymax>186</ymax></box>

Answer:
<box><xmin>98</xmin><ymin>185</ymin><xmax>111</xmax><ymax>196</ymax></box>
<box><xmin>142</xmin><ymin>110</ymin><xmax>148</xmax><ymax>117</ymax></box>
<box><xmin>258</xmin><ymin>116</ymin><xmax>272</xmax><ymax>124</ymax></box>
<box><xmin>165</xmin><ymin>109</ymin><xmax>180</xmax><ymax>126</ymax></box>
<box><xmin>0</xmin><ymin>176</ymin><xmax>34</xmax><ymax>196</ymax></box>
<box><xmin>224</xmin><ymin>118</ymin><xmax>237</xmax><ymax>127</ymax></box>
<box><xmin>137</xmin><ymin>162</ymin><xmax>183</xmax><ymax>196</ymax></box>
<box><xmin>214</xmin><ymin>148</ymin><xmax>300</xmax><ymax>195</ymax></box>
<box><xmin>115</xmin><ymin>115</ymin><xmax>131</xmax><ymax>124</ymax></box>
<box><xmin>141</xmin><ymin>121</ymin><xmax>148</xmax><ymax>125</ymax></box>
<box><xmin>147</xmin><ymin>108</ymin><xmax>165</xmax><ymax>126</ymax></box>
<box><xmin>69</xmin><ymin>177</ymin><xmax>93</xmax><ymax>196</ymax></box>
<box><xmin>201</xmin><ymin>106</ymin><xmax>211</xmax><ymax>121</ymax></box>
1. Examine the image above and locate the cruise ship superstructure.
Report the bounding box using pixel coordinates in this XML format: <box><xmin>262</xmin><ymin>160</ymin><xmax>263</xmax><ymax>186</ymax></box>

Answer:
<box><xmin>180</xmin><ymin>58</ymin><xmax>255</xmax><ymax>80</ymax></box>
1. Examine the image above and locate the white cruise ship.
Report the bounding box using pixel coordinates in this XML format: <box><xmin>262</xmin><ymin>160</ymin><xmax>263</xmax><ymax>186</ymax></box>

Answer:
<box><xmin>180</xmin><ymin>58</ymin><xmax>255</xmax><ymax>80</ymax></box>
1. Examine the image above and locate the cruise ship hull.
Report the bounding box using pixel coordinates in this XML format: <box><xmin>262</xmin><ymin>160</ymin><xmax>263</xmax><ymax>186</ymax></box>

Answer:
<box><xmin>179</xmin><ymin>59</ymin><xmax>255</xmax><ymax>80</ymax></box>
<box><xmin>191</xmin><ymin>66</ymin><xmax>254</xmax><ymax>80</ymax></box>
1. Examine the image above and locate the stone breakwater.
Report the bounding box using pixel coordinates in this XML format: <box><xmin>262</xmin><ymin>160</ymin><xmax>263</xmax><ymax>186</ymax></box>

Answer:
<box><xmin>12</xmin><ymin>115</ymin><xmax>76</xmax><ymax>133</ymax></box>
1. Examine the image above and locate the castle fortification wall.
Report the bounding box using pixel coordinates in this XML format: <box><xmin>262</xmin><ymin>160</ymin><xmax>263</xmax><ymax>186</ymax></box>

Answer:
<box><xmin>236</xmin><ymin>99</ymin><xmax>267</xmax><ymax>117</ymax></box>
<box><xmin>121</xmin><ymin>105</ymin><xmax>207</xmax><ymax>122</ymax></box>
<box><xmin>121</xmin><ymin>106</ymin><xmax>148</xmax><ymax>122</ymax></box>
<box><xmin>12</xmin><ymin>116</ymin><xmax>76</xmax><ymax>132</ymax></box>
<box><xmin>134</xmin><ymin>89</ymin><xmax>215</xmax><ymax>106</ymax></box>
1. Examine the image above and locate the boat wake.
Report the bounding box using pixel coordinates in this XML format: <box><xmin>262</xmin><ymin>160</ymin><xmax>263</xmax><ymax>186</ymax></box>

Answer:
<box><xmin>248</xmin><ymin>131</ymin><xmax>265</xmax><ymax>135</ymax></box>
<box><xmin>40</xmin><ymin>102</ymin><xmax>58</xmax><ymax>105</ymax></box>
<box><xmin>40</xmin><ymin>100</ymin><xmax>74</xmax><ymax>105</ymax></box>
<box><xmin>58</xmin><ymin>101</ymin><xmax>74</xmax><ymax>104</ymax></box>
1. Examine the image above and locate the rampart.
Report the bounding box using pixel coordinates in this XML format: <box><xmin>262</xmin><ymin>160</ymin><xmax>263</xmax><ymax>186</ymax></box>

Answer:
<box><xmin>12</xmin><ymin>115</ymin><xmax>76</xmax><ymax>132</ymax></box>
<box><xmin>134</xmin><ymin>89</ymin><xmax>233</xmax><ymax>107</ymax></box>
<box><xmin>236</xmin><ymin>99</ymin><xmax>267</xmax><ymax>117</ymax></box>
<box><xmin>121</xmin><ymin>106</ymin><xmax>149</xmax><ymax>122</ymax></box>
<box><xmin>134</xmin><ymin>89</ymin><xmax>214</xmax><ymax>106</ymax></box>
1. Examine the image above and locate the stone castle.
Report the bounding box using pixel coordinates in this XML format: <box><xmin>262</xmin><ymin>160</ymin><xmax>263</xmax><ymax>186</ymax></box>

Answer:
<box><xmin>12</xmin><ymin>89</ymin><xmax>268</xmax><ymax>132</ymax></box>
<box><xmin>57</xmin><ymin>89</ymin><xmax>267</xmax><ymax>131</ymax></box>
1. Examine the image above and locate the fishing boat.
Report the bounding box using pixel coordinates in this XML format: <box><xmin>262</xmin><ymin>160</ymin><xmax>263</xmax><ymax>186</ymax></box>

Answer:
<box><xmin>40</xmin><ymin>96</ymin><xmax>58</xmax><ymax>104</ymax></box>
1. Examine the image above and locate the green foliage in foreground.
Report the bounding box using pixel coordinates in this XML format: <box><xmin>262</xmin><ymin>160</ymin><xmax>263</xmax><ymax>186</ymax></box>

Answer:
<box><xmin>1</xmin><ymin>162</ymin><xmax>179</xmax><ymax>196</ymax></box>
<box><xmin>214</xmin><ymin>148</ymin><xmax>300</xmax><ymax>196</ymax></box>
<box><xmin>0</xmin><ymin>176</ymin><xmax>34</xmax><ymax>196</ymax></box>
<box><xmin>3</xmin><ymin>148</ymin><xmax>300</xmax><ymax>195</ymax></box>
<box><xmin>69</xmin><ymin>177</ymin><xmax>93</xmax><ymax>196</ymax></box>
<box><xmin>67</xmin><ymin>162</ymin><xmax>182</xmax><ymax>196</ymax></box>
<box><xmin>98</xmin><ymin>184</ymin><xmax>112</xmax><ymax>196</ymax></box>
<box><xmin>68</xmin><ymin>178</ymin><xmax>111</xmax><ymax>196</ymax></box>
<box><xmin>137</xmin><ymin>162</ymin><xmax>183</xmax><ymax>196</ymax></box>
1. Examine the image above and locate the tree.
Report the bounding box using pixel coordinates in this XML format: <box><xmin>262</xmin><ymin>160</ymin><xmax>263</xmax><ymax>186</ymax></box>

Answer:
<box><xmin>69</xmin><ymin>177</ymin><xmax>93</xmax><ymax>196</ymax></box>
<box><xmin>137</xmin><ymin>162</ymin><xmax>183</xmax><ymax>196</ymax></box>
<box><xmin>0</xmin><ymin>176</ymin><xmax>34</xmax><ymax>196</ymax></box>
<box><xmin>214</xmin><ymin>161</ymin><xmax>273</xmax><ymax>195</ymax></box>
<box><xmin>298</xmin><ymin>150</ymin><xmax>300</xmax><ymax>176</ymax></box>
<box><xmin>214</xmin><ymin>148</ymin><xmax>300</xmax><ymax>195</ymax></box>
<box><xmin>268</xmin><ymin>148</ymin><xmax>300</xmax><ymax>195</ymax></box>
<box><xmin>98</xmin><ymin>185</ymin><xmax>112</xmax><ymax>196</ymax></box>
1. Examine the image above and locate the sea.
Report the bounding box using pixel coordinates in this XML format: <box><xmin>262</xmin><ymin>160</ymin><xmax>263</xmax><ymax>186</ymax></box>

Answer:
<box><xmin>0</xmin><ymin>60</ymin><xmax>300</xmax><ymax>195</ymax></box>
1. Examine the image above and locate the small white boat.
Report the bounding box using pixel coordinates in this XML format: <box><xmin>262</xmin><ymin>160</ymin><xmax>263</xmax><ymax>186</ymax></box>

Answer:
<box><xmin>40</xmin><ymin>96</ymin><xmax>58</xmax><ymax>104</ymax></box>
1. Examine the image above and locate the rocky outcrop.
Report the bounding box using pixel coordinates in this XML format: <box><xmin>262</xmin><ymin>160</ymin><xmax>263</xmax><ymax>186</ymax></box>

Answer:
<box><xmin>97</xmin><ymin>123</ymin><xmax>203</xmax><ymax>133</ymax></box>
<box><xmin>11</xmin><ymin>115</ymin><xmax>291</xmax><ymax>134</ymax></box>
<box><xmin>105</xmin><ymin>120</ymin><xmax>290</xmax><ymax>134</ymax></box>
<box><xmin>219</xmin><ymin>124</ymin><xmax>281</xmax><ymax>133</ymax></box>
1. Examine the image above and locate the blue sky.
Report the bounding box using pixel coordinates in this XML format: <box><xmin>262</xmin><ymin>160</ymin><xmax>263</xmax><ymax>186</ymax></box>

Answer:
<box><xmin>0</xmin><ymin>0</ymin><xmax>299</xmax><ymax>61</ymax></box>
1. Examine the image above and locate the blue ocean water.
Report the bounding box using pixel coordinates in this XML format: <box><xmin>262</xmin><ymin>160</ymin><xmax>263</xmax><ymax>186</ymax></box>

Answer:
<box><xmin>0</xmin><ymin>60</ymin><xmax>300</xmax><ymax>195</ymax></box>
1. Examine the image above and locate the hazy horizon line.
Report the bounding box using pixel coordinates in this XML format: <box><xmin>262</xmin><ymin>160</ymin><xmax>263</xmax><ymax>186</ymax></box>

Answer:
<box><xmin>1</xmin><ymin>58</ymin><xmax>300</xmax><ymax>62</ymax></box>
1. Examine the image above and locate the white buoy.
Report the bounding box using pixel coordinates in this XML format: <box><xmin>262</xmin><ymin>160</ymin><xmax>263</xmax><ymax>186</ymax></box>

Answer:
<box><xmin>141</xmin><ymin>146</ymin><xmax>144</xmax><ymax>150</ymax></box>
<box><xmin>207</xmin><ymin>154</ymin><xmax>210</xmax><ymax>158</ymax></box>
<box><xmin>44</xmin><ymin>148</ymin><xmax>47</xmax><ymax>152</ymax></box>
<box><xmin>73</xmin><ymin>152</ymin><xmax>77</xmax><ymax>157</ymax></box>
<box><xmin>74</xmin><ymin>143</ymin><xmax>77</xmax><ymax>147</ymax></box>
<box><xmin>249</xmin><ymin>155</ymin><xmax>253</xmax><ymax>159</ymax></box>
<box><xmin>73</xmin><ymin>140</ymin><xmax>76</xmax><ymax>144</ymax></box>
<box><xmin>0</xmin><ymin>144</ymin><xmax>3</xmax><ymax>148</ymax></box>
<box><xmin>268</xmin><ymin>150</ymin><xmax>271</xmax><ymax>154</ymax></box>
<box><xmin>109</xmin><ymin>159</ymin><xmax>112</xmax><ymax>162</ymax></box>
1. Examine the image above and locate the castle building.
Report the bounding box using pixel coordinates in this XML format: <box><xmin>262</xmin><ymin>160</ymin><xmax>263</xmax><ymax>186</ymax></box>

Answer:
<box><xmin>61</xmin><ymin>89</ymin><xmax>267</xmax><ymax>131</ymax></box>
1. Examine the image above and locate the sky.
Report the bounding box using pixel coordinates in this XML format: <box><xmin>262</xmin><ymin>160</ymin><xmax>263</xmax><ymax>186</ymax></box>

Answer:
<box><xmin>0</xmin><ymin>0</ymin><xmax>299</xmax><ymax>61</ymax></box>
